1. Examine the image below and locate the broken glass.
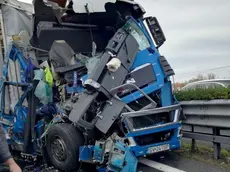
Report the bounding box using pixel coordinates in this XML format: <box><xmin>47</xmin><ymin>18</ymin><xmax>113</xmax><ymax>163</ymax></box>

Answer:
<box><xmin>123</xmin><ymin>19</ymin><xmax>150</xmax><ymax>51</ymax></box>
<box><xmin>85</xmin><ymin>54</ymin><xmax>102</xmax><ymax>75</ymax></box>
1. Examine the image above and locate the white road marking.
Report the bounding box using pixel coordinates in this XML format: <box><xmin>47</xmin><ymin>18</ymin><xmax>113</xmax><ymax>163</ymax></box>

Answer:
<box><xmin>139</xmin><ymin>158</ymin><xmax>186</xmax><ymax>172</ymax></box>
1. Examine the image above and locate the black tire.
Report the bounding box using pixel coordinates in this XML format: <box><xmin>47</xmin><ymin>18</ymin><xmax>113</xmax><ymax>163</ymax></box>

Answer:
<box><xmin>46</xmin><ymin>123</ymin><xmax>84</xmax><ymax>171</ymax></box>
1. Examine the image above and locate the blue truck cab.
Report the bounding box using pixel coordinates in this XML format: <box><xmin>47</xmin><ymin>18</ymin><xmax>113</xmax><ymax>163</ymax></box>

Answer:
<box><xmin>119</xmin><ymin>16</ymin><xmax>182</xmax><ymax>157</ymax></box>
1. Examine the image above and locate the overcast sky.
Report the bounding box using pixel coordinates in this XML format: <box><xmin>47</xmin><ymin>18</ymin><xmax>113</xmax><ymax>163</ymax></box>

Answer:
<box><xmin>20</xmin><ymin>0</ymin><xmax>230</xmax><ymax>82</ymax></box>
<box><xmin>136</xmin><ymin>0</ymin><xmax>230</xmax><ymax>82</ymax></box>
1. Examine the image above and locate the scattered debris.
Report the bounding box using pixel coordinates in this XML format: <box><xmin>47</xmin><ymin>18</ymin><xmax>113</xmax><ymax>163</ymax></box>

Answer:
<box><xmin>0</xmin><ymin>0</ymin><xmax>183</xmax><ymax>171</ymax></box>
<box><xmin>79</xmin><ymin>134</ymin><xmax>137</xmax><ymax>171</ymax></box>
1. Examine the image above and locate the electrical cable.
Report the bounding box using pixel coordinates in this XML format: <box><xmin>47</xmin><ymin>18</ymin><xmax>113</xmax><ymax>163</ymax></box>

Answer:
<box><xmin>176</xmin><ymin>65</ymin><xmax>230</xmax><ymax>76</ymax></box>
<box><xmin>84</xmin><ymin>3</ymin><xmax>95</xmax><ymax>55</ymax></box>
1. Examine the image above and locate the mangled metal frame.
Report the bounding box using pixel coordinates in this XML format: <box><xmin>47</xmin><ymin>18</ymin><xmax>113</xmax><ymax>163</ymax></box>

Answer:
<box><xmin>109</xmin><ymin>83</ymin><xmax>182</xmax><ymax>133</ymax></box>
<box><xmin>0</xmin><ymin>0</ymin><xmax>33</xmax><ymax>114</ymax></box>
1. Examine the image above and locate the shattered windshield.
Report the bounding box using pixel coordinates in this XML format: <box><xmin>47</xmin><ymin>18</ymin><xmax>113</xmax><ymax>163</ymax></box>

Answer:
<box><xmin>123</xmin><ymin>19</ymin><xmax>150</xmax><ymax>51</ymax></box>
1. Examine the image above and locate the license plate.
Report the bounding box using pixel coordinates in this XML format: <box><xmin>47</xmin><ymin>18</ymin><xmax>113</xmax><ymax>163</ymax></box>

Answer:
<box><xmin>147</xmin><ymin>144</ymin><xmax>170</xmax><ymax>154</ymax></box>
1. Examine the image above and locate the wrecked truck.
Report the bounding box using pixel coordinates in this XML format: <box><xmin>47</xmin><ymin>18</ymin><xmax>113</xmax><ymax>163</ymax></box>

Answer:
<box><xmin>0</xmin><ymin>0</ymin><xmax>183</xmax><ymax>171</ymax></box>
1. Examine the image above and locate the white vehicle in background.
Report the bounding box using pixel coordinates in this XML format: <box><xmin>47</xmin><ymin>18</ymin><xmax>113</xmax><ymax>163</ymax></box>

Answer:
<box><xmin>181</xmin><ymin>79</ymin><xmax>230</xmax><ymax>91</ymax></box>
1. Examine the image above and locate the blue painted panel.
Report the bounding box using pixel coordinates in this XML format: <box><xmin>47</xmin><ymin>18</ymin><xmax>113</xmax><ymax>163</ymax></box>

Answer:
<box><xmin>79</xmin><ymin>145</ymin><xmax>94</xmax><ymax>162</ymax></box>
<box><xmin>122</xmin><ymin>148</ymin><xmax>137</xmax><ymax>172</ymax></box>
<box><xmin>13</xmin><ymin>105</ymin><xmax>28</xmax><ymax>135</ymax></box>
<box><xmin>127</xmin><ymin>123</ymin><xmax>182</xmax><ymax>156</ymax></box>
<box><xmin>121</xmin><ymin>19</ymin><xmax>168</xmax><ymax>104</ymax></box>
<box><xmin>161</xmin><ymin>80</ymin><xmax>173</xmax><ymax>106</ymax></box>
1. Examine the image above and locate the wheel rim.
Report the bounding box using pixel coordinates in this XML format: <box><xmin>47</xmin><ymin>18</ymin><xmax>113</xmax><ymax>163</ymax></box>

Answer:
<box><xmin>51</xmin><ymin>136</ymin><xmax>67</xmax><ymax>162</ymax></box>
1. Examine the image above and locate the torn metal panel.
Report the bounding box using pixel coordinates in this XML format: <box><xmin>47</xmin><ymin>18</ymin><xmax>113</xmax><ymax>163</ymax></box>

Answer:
<box><xmin>0</xmin><ymin>0</ymin><xmax>33</xmax><ymax>37</ymax></box>
<box><xmin>79</xmin><ymin>134</ymin><xmax>138</xmax><ymax>172</ymax></box>
<box><xmin>69</xmin><ymin>27</ymin><xmax>138</xmax><ymax>132</ymax></box>
<box><xmin>0</xmin><ymin>0</ymin><xmax>33</xmax><ymax>112</ymax></box>
<box><xmin>95</xmin><ymin>97</ymin><xmax>125</xmax><ymax>134</ymax></box>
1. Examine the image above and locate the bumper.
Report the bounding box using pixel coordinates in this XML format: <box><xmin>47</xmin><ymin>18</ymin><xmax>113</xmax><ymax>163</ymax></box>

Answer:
<box><xmin>127</xmin><ymin>122</ymin><xmax>182</xmax><ymax>157</ymax></box>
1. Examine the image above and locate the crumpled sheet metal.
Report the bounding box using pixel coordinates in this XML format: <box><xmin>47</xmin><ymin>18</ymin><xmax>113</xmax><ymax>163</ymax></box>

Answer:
<box><xmin>0</xmin><ymin>0</ymin><xmax>33</xmax><ymax>113</ymax></box>
<box><xmin>79</xmin><ymin>133</ymin><xmax>138</xmax><ymax>172</ymax></box>
<box><xmin>1</xmin><ymin>1</ymin><xmax>33</xmax><ymax>38</ymax></box>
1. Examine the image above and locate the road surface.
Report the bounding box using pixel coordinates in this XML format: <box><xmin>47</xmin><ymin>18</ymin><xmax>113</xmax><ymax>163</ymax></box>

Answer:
<box><xmin>0</xmin><ymin>151</ymin><xmax>229</xmax><ymax>172</ymax></box>
<box><xmin>138</xmin><ymin>151</ymin><xmax>230</xmax><ymax>172</ymax></box>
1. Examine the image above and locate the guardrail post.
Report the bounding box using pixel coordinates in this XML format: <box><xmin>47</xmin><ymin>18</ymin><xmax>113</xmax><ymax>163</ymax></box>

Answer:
<box><xmin>213</xmin><ymin>127</ymin><xmax>221</xmax><ymax>160</ymax></box>
<box><xmin>191</xmin><ymin>125</ymin><xmax>196</xmax><ymax>151</ymax></box>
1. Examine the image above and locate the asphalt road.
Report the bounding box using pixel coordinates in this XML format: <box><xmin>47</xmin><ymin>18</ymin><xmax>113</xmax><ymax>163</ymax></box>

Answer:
<box><xmin>138</xmin><ymin>151</ymin><xmax>230</xmax><ymax>172</ymax></box>
<box><xmin>1</xmin><ymin>151</ymin><xmax>229</xmax><ymax>172</ymax></box>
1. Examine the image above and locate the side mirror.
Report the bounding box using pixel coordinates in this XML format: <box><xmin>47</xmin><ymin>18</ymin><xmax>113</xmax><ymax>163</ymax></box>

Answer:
<box><xmin>145</xmin><ymin>17</ymin><xmax>166</xmax><ymax>48</ymax></box>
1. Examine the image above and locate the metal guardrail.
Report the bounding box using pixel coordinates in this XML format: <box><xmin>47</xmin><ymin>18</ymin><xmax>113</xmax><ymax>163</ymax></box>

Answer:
<box><xmin>180</xmin><ymin>100</ymin><xmax>230</xmax><ymax>160</ymax></box>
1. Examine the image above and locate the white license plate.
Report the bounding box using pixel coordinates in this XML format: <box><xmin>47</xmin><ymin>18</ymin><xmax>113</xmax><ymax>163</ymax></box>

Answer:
<box><xmin>147</xmin><ymin>144</ymin><xmax>170</xmax><ymax>154</ymax></box>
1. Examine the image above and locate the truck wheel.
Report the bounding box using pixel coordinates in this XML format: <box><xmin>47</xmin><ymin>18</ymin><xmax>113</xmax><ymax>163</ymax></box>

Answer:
<box><xmin>46</xmin><ymin>123</ymin><xmax>84</xmax><ymax>171</ymax></box>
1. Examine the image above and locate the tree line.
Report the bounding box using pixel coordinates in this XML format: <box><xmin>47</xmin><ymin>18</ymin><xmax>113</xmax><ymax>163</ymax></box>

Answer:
<box><xmin>174</xmin><ymin>73</ymin><xmax>217</xmax><ymax>89</ymax></box>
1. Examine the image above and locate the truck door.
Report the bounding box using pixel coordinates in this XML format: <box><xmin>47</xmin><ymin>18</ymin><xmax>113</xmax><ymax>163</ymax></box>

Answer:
<box><xmin>121</xmin><ymin>18</ymin><xmax>165</xmax><ymax>104</ymax></box>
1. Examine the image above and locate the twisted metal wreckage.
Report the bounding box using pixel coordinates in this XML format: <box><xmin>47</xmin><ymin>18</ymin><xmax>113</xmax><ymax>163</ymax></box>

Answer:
<box><xmin>0</xmin><ymin>0</ymin><xmax>184</xmax><ymax>171</ymax></box>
